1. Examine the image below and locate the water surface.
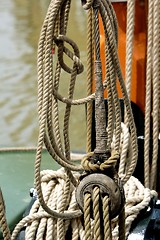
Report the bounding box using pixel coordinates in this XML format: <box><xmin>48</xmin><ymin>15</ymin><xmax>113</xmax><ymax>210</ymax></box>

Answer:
<box><xmin>0</xmin><ymin>0</ymin><xmax>88</xmax><ymax>151</ymax></box>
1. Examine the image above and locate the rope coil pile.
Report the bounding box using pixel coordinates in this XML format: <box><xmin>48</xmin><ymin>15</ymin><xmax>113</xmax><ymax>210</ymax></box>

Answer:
<box><xmin>10</xmin><ymin>168</ymin><xmax>157</xmax><ymax>240</ymax></box>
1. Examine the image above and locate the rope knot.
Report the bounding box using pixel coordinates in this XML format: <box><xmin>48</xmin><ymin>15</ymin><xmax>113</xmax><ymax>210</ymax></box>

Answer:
<box><xmin>53</xmin><ymin>34</ymin><xmax>84</xmax><ymax>74</ymax></box>
<box><xmin>81</xmin><ymin>150</ymin><xmax>119</xmax><ymax>173</ymax></box>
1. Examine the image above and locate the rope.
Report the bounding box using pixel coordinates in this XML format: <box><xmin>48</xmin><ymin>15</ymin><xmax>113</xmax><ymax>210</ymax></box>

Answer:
<box><xmin>144</xmin><ymin>0</ymin><xmax>160</xmax><ymax>190</ymax></box>
<box><xmin>112</xmin><ymin>176</ymin><xmax>157</xmax><ymax>239</ymax></box>
<box><xmin>10</xmin><ymin>168</ymin><xmax>156</xmax><ymax>240</ymax></box>
<box><xmin>33</xmin><ymin>0</ymin><xmax>139</xmax><ymax>227</ymax></box>
<box><xmin>98</xmin><ymin>0</ymin><xmax>138</xmax><ymax>183</ymax></box>
<box><xmin>102</xmin><ymin>195</ymin><xmax>112</xmax><ymax>240</ymax></box>
<box><xmin>84</xmin><ymin>193</ymin><xmax>92</xmax><ymax>240</ymax></box>
<box><xmin>11</xmin><ymin>169</ymin><xmax>82</xmax><ymax>240</ymax></box>
<box><xmin>144</xmin><ymin>0</ymin><xmax>153</xmax><ymax>188</ymax></box>
<box><xmin>86</xmin><ymin>7</ymin><xmax>94</xmax><ymax>153</ymax></box>
<box><xmin>81</xmin><ymin>150</ymin><xmax>119</xmax><ymax>172</ymax></box>
<box><xmin>0</xmin><ymin>189</ymin><xmax>11</xmax><ymax>240</ymax></box>
<box><xmin>29</xmin><ymin>0</ymin><xmax>138</xmax><ymax>239</ymax></box>
<box><xmin>92</xmin><ymin>186</ymin><xmax>101</xmax><ymax>240</ymax></box>
<box><xmin>125</xmin><ymin>0</ymin><xmax>135</xmax><ymax>100</ymax></box>
<box><xmin>150</xmin><ymin>0</ymin><xmax>160</xmax><ymax>189</ymax></box>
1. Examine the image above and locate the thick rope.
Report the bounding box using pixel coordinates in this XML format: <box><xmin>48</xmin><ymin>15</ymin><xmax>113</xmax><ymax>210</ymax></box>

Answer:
<box><xmin>150</xmin><ymin>0</ymin><xmax>160</xmax><ymax>189</ymax></box>
<box><xmin>112</xmin><ymin>176</ymin><xmax>157</xmax><ymax>239</ymax></box>
<box><xmin>86</xmin><ymin>7</ymin><xmax>94</xmax><ymax>153</ymax></box>
<box><xmin>84</xmin><ymin>193</ymin><xmax>92</xmax><ymax>240</ymax></box>
<box><xmin>10</xmin><ymin>168</ymin><xmax>157</xmax><ymax>240</ymax></box>
<box><xmin>33</xmin><ymin>2</ymin><xmax>139</xmax><ymax>227</ymax></box>
<box><xmin>125</xmin><ymin>0</ymin><xmax>135</xmax><ymax>100</ymax></box>
<box><xmin>144</xmin><ymin>0</ymin><xmax>153</xmax><ymax>188</ymax></box>
<box><xmin>144</xmin><ymin>0</ymin><xmax>160</xmax><ymax>190</ymax></box>
<box><xmin>99</xmin><ymin>0</ymin><xmax>138</xmax><ymax>183</ymax></box>
<box><xmin>102</xmin><ymin>195</ymin><xmax>112</xmax><ymax>240</ymax></box>
<box><xmin>0</xmin><ymin>189</ymin><xmax>11</xmax><ymax>240</ymax></box>
<box><xmin>33</xmin><ymin>1</ymin><xmax>138</xmax><ymax>239</ymax></box>
<box><xmin>92</xmin><ymin>186</ymin><xmax>101</xmax><ymax>240</ymax></box>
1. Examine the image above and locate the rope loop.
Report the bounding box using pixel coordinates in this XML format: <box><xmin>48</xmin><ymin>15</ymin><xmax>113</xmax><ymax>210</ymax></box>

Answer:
<box><xmin>54</xmin><ymin>34</ymin><xmax>84</xmax><ymax>74</ymax></box>
<box><xmin>81</xmin><ymin>150</ymin><xmax>119</xmax><ymax>172</ymax></box>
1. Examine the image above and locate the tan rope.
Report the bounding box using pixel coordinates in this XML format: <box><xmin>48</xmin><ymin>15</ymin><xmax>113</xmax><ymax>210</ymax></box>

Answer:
<box><xmin>125</xmin><ymin>0</ymin><xmax>135</xmax><ymax>100</ymax></box>
<box><xmin>102</xmin><ymin>196</ymin><xmax>112</xmax><ymax>240</ymax></box>
<box><xmin>92</xmin><ymin>186</ymin><xmax>101</xmax><ymax>240</ymax></box>
<box><xmin>81</xmin><ymin>150</ymin><xmax>119</xmax><ymax>172</ymax></box>
<box><xmin>86</xmin><ymin>7</ymin><xmax>94</xmax><ymax>153</ymax></box>
<box><xmin>34</xmin><ymin>1</ymin><xmax>137</xmax><ymax>239</ymax></box>
<box><xmin>144</xmin><ymin>0</ymin><xmax>160</xmax><ymax>190</ymax></box>
<box><xmin>144</xmin><ymin>0</ymin><xmax>153</xmax><ymax>188</ymax></box>
<box><xmin>99</xmin><ymin>0</ymin><xmax>138</xmax><ymax>183</ymax></box>
<box><xmin>10</xmin><ymin>168</ymin><xmax>156</xmax><ymax>240</ymax></box>
<box><xmin>0</xmin><ymin>189</ymin><xmax>11</xmax><ymax>240</ymax></box>
<box><xmin>150</xmin><ymin>0</ymin><xmax>160</xmax><ymax>189</ymax></box>
<box><xmin>84</xmin><ymin>193</ymin><xmax>92</xmax><ymax>240</ymax></box>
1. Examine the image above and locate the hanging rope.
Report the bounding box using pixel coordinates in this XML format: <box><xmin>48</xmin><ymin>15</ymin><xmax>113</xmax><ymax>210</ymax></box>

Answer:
<box><xmin>15</xmin><ymin>0</ymin><xmax>137</xmax><ymax>239</ymax></box>
<box><xmin>125</xmin><ymin>0</ymin><xmax>135</xmax><ymax>100</ymax></box>
<box><xmin>150</xmin><ymin>0</ymin><xmax>160</xmax><ymax>190</ymax></box>
<box><xmin>86</xmin><ymin>7</ymin><xmax>94</xmax><ymax>153</ymax></box>
<box><xmin>144</xmin><ymin>0</ymin><xmax>160</xmax><ymax>190</ymax></box>
<box><xmin>144</xmin><ymin>0</ymin><xmax>153</xmax><ymax>189</ymax></box>
<box><xmin>0</xmin><ymin>189</ymin><xmax>11</xmax><ymax>240</ymax></box>
<box><xmin>33</xmin><ymin>0</ymin><xmax>138</xmax><ymax>223</ymax></box>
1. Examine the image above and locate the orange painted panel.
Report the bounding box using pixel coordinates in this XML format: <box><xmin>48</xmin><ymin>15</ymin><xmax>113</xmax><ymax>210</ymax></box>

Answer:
<box><xmin>96</xmin><ymin>1</ymin><xmax>147</xmax><ymax>112</ymax></box>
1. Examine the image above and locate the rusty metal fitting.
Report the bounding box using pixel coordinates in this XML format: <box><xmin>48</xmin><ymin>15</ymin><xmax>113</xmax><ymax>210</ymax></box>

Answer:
<box><xmin>76</xmin><ymin>173</ymin><xmax>124</xmax><ymax>219</ymax></box>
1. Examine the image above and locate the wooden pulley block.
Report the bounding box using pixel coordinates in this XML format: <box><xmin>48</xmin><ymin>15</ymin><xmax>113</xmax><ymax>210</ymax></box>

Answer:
<box><xmin>76</xmin><ymin>173</ymin><xmax>124</xmax><ymax>219</ymax></box>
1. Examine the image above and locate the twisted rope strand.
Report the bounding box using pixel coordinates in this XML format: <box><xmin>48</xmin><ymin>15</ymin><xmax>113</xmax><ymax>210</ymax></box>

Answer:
<box><xmin>0</xmin><ymin>189</ymin><xmax>11</xmax><ymax>240</ymax></box>
<box><xmin>150</xmin><ymin>0</ymin><xmax>160</xmax><ymax>189</ymax></box>
<box><xmin>144</xmin><ymin>0</ymin><xmax>153</xmax><ymax>188</ymax></box>
<box><xmin>84</xmin><ymin>193</ymin><xmax>92</xmax><ymax>240</ymax></box>
<box><xmin>125</xmin><ymin>0</ymin><xmax>135</xmax><ymax>100</ymax></box>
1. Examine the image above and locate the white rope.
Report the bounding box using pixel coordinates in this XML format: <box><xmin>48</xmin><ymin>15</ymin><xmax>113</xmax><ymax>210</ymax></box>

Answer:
<box><xmin>11</xmin><ymin>168</ymin><xmax>157</xmax><ymax>240</ymax></box>
<box><xmin>10</xmin><ymin>122</ymin><xmax>157</xmax><ymax>240</ymax></box>
<box><xmin>112</xmin><ymin>176</ymin><xmax>157</xmax><ymax>239</ymax></box>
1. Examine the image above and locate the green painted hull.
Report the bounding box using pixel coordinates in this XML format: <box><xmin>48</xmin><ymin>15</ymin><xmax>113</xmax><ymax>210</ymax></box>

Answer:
<box><xmin>0</xmin><ymin>149</ymin><xmax>60</xmax><ymax>238</ymax></box>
